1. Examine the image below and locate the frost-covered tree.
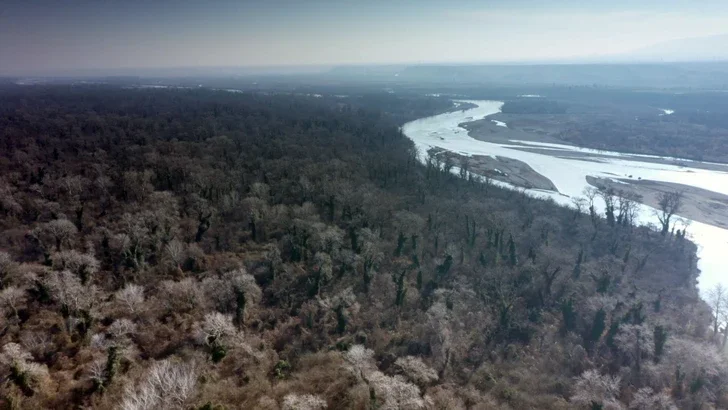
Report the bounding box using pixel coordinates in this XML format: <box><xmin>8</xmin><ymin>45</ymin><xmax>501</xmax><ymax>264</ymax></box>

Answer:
<box><xmin>164</xmin><ymin>239</ymin><xmax>187</xmax><ymax>270</ymax></box>
<box><xmin>344</xmin><ymin>344</ymin><xmax>377</xmax><ymax>380</ymax></box>
<box><xmin>425</xmin><ymin>302</ymin><xmax>453</xmax><ymax>371</ymax></box>
<box><xmin>0</xmin><ymin>342</ymin><xmax>50</xmax><ymax>395</ymax></box>
<box><xmin>0</xmin><ymin>286</ymin><xmax>25</xmax><ymax>320</ymax></box>
<box><xmin>194</xmin><ymin>312</ymin><xmax>250</xmax><ymax>362</ymax></box>
<box><xmin>115</xmin><ymin>284</ymin><xmax>145</xmax><ymax>315</ymax></box>
<box><xmin>0</xmin><ymin>251</ymin><xmax>16</xmax><ymax>285</ymax></box>
<box><xmin>629</xmin><ymin>387</ymin><xmax>676</xmax><ymax>410</ymax></box>
<box><xmin>368</xmin><ymin>371</ymin><xmax>426</xmax><ymax>410</ymax></box>
<box><xmin>312</xmin><ymin>252</ymin><xmax>333</xmax><ymax>295</ymax></box>
<box><xmin>249</xmin><ymin>182</ymin><xmax>271</xmax><ymax>201</ymax></box>
<box><xmin>393</xmin><ymin>211</ymin><xmax>425</xmax><ymax>255</ymax></box>
<box><xmin>707</xmin><ymin>283</ymin><xmax>728</xmax><ymax>340</ymax></box>
<box><xmin>571</xmin><ymin>369</ymin><xmax>623</xmax><ymax>409</ymax></box>
<box><xmin>108</xmin><ymin>318</ymin><xmax>137</xmax><ymax>341</ymax></box>
<box><xmin>394</xmin><ymin>356</ymin><xmax>438</xmax><ymax>386</ymax></box>
<box><xmin>119</xmin><ymin>359</ymin><xmax>197</xmax><ymax>410</ymax></box>
<box><xmin>310</xmin><ymin>225</ymin><xmax>344</xmax><ymax>256</ymax></box>
<box><xmin>343</xmin><ymin>345</ymin><xmax>425</xmax><ymax>410</ymax></box>
<box><xmin>50</xmin><ymin>250</ymin><xmax>99</xmax><ymax>284</ymax></box>
<box><xmin>281</xmin><ymin>393</ymin><xmax>328</xmax><ymax>410</ymax></box>
<box><xmin>43</xmin><ymin>270</ymin><xmax>95</xmax><ymax>315</ymax></box>
<box><xmin>615</xmin><ymin>324</ymin><xmax>654</xmax><ymax>369</ymax></box>
<box><xmin>159</xmin><ymin>278</ymin><xmax>206</xmax><ymax>312</ymax></box>
<box><xmin>658</xmin><ymin>338</ymin><xmax>727</xmax><ymax>397</ymax></box>
<box><xmin>19</xmin><ymin>331</ymin><xmax>54</xmax><ymax>358</ymax></box>
<box><xmin>32</xmin><ymin>218</ymin><xmax>78</xmax><ymax>252</ymax></box>
<box><xmin>202</xmin><ymin>268</ymin><xmax>262</xmax><ymax>325</ymax></box>
<box><xmin>0</xmin><ymin>181</ymin><xmax>22</xmax><ymax>216</ymax></box>
<box><xmin>87</xmin><ymin>358</ymin><xmax>107</xmax><ymax>391</ymax></box>
<box><xmin>197</xmin><ymin>312</ymin><xmax>237</xmax><ymax>345</ymax></box>
<box><xmin>242</xmin><ymin>196</ymin><xmax>268</xmax><ymax>242</ymax></box>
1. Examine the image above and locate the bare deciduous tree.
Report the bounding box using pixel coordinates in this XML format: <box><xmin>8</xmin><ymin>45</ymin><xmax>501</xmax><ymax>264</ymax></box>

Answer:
<box><xmin>159</xmin><ymin>278</ymin><xmax>206</xmax><ymax>312</ymax></box>
<box><xmin>196</xmin><ymin>312</ymin><xmax>237</xmax><ymax>346</ymax></box>
<box><xmin>394</xmin><ymin>356</ymin><xmax>438</xmax><ymax>386</ymax></box>
<box><xmin>342</xmin><ymin>345</ymin><xmax>425</xmax><ymax>410</ymax></box>
<box><xmin>0</xmin><ymin>181</ymin><xmax>22</xmax><ymax>216</ymax></box>
<box><xmin>44</xmin><ymin>270</ymin><xmax>95</xmax><ymax>315</ymax></box>
<box><xmin>583</xmin><ymin>187</ymin><xmax>600</xmax><ymax>230</ymax></box>
<box><xmin>0</xmin><ymin>286</ymin><xmax>25</xmax><ymax>320</ymax></box>
<box><xmin>116</xmin><ymin>284</ymin><xmax>145</xmax><ymax>315</ymax></box>
<box><xmin>282</xmin><ymin>394</ymin><xmax>328</xmax><ymax>410</ymax></box>
<box><xmin>571</xmin><ymin>369</ymin><xmax>622</xmax><ymax>409</ymax></box>
<box><xmin>164</xmin><ymin>239</ymin><xmax>187</xmax><ymax>270</ymax></box>
<box><xmin>119</xmin><ymin>359</ymin><xmax>197</xmax><ymax>410</ymax></box>
<box><xmin>655</xmin><ymin>191</ymin><xmax>683</xmax><ymax>236</ymax></box>
<box><xmin>50</xmin><ymin>250</ymin><xmax>99</xmax><ymax>284</ymax></box>
<box><xmin>614</xmin><ymin>324</ymin><xmax>653</xmax><ymax>370</ymax></box>
<box><xmin>0</xmin><ymin>251</ymin><xmax>15</xmax><ymax>283</ymax></box>
<box><xmin>629</xmin><ymin>387</ymin><xmax>677</xmax><ymax>410</ymax></box>
<box><xmin>32</xmin><ymin>218</ymin><xmax>78</xmax><ymax>252</ymax></box>
<box><xmin>707</xmin><ymin>283</ymin><xmax>728</xmax><ymax>345</ymax></box>
<box><xmin>0</xmin><ymin>342</ymin><xmax>50</xmax><ymax>395</ymax></box>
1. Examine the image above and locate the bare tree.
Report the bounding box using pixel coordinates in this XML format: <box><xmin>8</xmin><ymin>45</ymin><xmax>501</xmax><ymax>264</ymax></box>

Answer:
<box><xmin>0</xmin><ymin>342</ymin><xmax>50</xmax><ymax>395</ymax></box>
<box><xmin>614</xmin><ymin>324</ymin><xmax>653</xmax><ymax>370</ymax></box>
<box><xmin>0</xmin><ymin>286</ymin><xmax>25</xmax><ymax>320</ymax></box>
<box><xmin>616</xmin><ymin>191</ymin><xmax>641</xmax><ymax>227</ymax></box>
<box><xmin>86</xmin><ymin>358</ymin><xmax>107</xmax><ymax>391</ymax></box>
<box><xmin>342</xmin><ymin>345</ymin><xmax>424</xmax><ymax>410</ymax></box>
<box><xmin>164</xmin><ymin>239</ymin><xmax>187</xmax><ymax>270</ymax></box>
<box><xmin>195</xmin><ymin>312</ymin><xmax>238</xmax><ymax>349</ymax></box>
<box><xmin>707</xmin><ymin>283</ymin><xmax>728</xmax><ymax>342</ymax></box>
<box><xmin>116</xmin><ymin>284</ymin><xmax>145</xmax><ymax>315</ymax></box>
<box><xmin>282</xmin><ymin>394</ymin><xmax>328</xmax><ymax>410</ymax></box>
<box><xmin>629</xmin><ymin>387</ymin><xmax>677</xmax><ymax>410</ymax></box>
<box><xmin>571</xmin><ymin>369</ymin><xmax>622</xmax><ymax>409</ymax></box>
<box><xmin>0</xmin><ymin>251</ymin><xmax>14</xmax><ymax>284</ymax></box>
<box><xmin>599</xmin><ymin>188</ymin><xmax>617</xmax><ymax>226</ymax></box>
<box><xmin>50</xmin><ymin>250</ymin><xmax>99</xmax><ymax>284</ymax></box>
<box><xmin>0</xmin><ymin>181</ymin><xmax>22</xmax><ymax>216</ymax></box>
<box><xmin>655</xmin><ymin>191</ymin><xmax>683</xmax><ymax>235</ymax></box>
<box><xmin>571</xmin><ymin>196</ymin><xmax>587</xmax><ymax>219</ymax></box>
<box><xmin>394</xmin><ymin>356</ymin><xmax>438</xmax><ymax>386</ymax></box>
<box><xmin>32</xmin><ymin>218</ymin><xmax>78</xmax><ymax>252</ymax></box>
<box><xmin>119</xmin><ymin>359</ymin><xmax>197</xmax><ymax>410</ymax></box>
<box><xmin>44</xmin><ymin>270</ymin><xmax>95</xmax><ymax>315</ymax></box>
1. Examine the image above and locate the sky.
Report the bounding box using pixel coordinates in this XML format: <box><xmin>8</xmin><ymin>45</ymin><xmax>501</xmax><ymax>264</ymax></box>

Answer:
<box><xmin>1</xmin><ymin>0</ymin><xmax>728</xmax><ymax>75</ymax></box>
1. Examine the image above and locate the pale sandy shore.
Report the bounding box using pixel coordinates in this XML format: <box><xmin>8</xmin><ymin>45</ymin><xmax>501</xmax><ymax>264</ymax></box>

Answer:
<box><xmin>429</xmin><ymin>148</ymin><xmax>558</xmax><ymax>191</ymax></box>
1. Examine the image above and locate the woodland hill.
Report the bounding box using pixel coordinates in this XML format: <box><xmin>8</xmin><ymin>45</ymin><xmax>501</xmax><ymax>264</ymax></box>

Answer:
<box><xmin>0</xmin><ymin>86</ymin><xmax>725</xmax><ymax>409</ymax></box>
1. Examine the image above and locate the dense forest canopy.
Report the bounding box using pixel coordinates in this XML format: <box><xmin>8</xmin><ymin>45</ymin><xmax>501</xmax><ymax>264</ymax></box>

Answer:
<box><xmin>0</xmin><ymin>86</ymin><xmax>726</xmax><ymax>409</ymax></box>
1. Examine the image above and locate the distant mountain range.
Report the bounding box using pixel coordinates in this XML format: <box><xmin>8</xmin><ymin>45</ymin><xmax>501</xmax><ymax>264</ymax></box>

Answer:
<box><xmin>323</xmin><ymin>34</ymin><xmax>728</xmax><ymax>88</ymax></box>
<box><xmin>606</xmin><ymin>34</ymin><xmax>728</xmax><ymax>63</ymax></box>
<box><xmin>327</xmin><ymin>61</ymin><xmax>728</xmax><ymax>89</ymax></box>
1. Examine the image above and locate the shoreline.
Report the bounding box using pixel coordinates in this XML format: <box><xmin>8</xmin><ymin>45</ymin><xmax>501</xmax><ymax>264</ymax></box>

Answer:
<box><xmin>586</xmin><ymin>176</ymin><xmax>728</xmax><ymax>230</ymax></box>
<box><xmin>429</xmin><ymin>148</ymin><xmax>559</xmax><ymax>191</ymax></box>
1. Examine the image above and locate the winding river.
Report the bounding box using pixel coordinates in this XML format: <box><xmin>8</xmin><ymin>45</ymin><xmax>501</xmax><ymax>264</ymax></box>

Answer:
<box><xmin>402</xmin><ymin>100</ymin><xmax>728</xmax><ymax>293</ymax></box>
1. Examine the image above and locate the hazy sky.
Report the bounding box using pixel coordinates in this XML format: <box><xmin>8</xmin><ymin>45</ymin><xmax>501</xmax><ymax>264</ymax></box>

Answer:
<box><xmin>1</xmin><ymin>0</ymin><xmax>728</xmax><ymax>75</ymax></box>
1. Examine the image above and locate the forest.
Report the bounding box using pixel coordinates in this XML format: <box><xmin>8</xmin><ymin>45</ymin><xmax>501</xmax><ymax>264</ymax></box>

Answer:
<box><xmin>0</xmin><ymin>85</ymin><xmax>726</xmax><ymax>409</ymax></box>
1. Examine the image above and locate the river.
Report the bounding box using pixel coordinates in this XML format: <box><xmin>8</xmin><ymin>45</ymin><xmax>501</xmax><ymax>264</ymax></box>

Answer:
<box><xmin>402</xmin><ymin>100</ymin><xmax>728</xmax><ymax>293</ymax></box>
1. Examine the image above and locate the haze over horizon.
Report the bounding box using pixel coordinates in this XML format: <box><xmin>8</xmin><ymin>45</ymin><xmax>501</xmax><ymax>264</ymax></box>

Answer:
<box><xmin>2</xmin><ymin>0</ymin><xmax>728</xmax><ymax>76</ymax></box>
